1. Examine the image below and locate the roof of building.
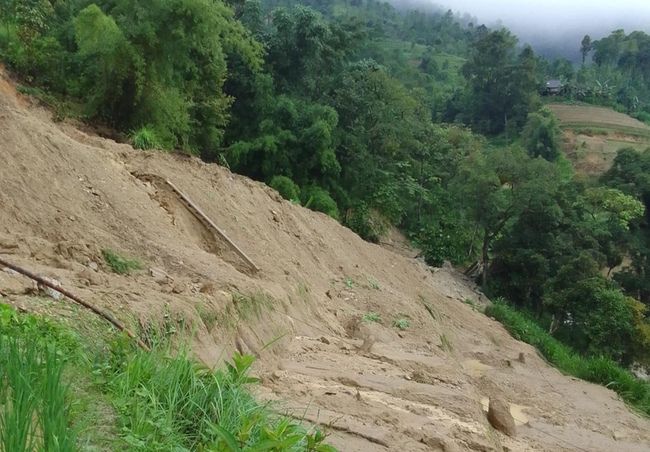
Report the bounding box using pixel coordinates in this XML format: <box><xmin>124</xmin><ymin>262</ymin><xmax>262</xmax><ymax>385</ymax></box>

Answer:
<box><xmin>546</xmin><ymin>79</ymin><xmax>563</xmax><ymax>89</ymax></box>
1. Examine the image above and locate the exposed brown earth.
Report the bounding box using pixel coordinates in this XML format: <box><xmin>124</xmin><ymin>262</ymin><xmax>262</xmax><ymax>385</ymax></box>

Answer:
<box><xmin>2</xmin><ymin>68</ymin><xmax>650</xmax><ymax>451</ymax></box>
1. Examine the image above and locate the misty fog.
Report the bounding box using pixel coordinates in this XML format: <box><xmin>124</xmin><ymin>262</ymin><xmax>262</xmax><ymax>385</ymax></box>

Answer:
<box><xmin>394</xmin><ymin>0</ymin><xmax>650</xmax><ymax>61</ymax></box>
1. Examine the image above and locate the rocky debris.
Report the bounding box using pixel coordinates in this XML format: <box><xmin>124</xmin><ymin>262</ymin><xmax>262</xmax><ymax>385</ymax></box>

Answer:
<box><xmin>487</xmin><ymin>397</ymin><xmax>517</xmax><ymax>437</ymax></box>
<box><xmin>518</xmin><ymin>352</ymin><xmax>526</xmax><ymax>364</ymax></box>
<box><xmin>78</xmin><ymin>267</ymin><xmax>102</xmax><ymax>286</ymax></box>
<box><xmin>149</xmin><ymin>267</ymin><xmax>170</xmax><ymax>282</ymax></box>
<box><xmin>319</xmin><ymin>336</ymin><xmax>330</xmax><ymax>345</ymax></box>
<box><xmin>2</xmin><ymin>267</ymin><xmax>19</xmax><ymax>276</ymax></box>
<box><xmin>38</xmin><ymin>277</ymin><xmax>63</xmax><ymax>301</ymax></box>
<box><xmin>89</xmin><ymin>261</ymin><xmax>99</xmax><ymax>272</ymax></box>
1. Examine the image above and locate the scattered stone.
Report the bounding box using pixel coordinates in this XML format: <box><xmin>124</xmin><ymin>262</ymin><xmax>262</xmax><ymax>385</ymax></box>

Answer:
<box><xmin>78</xmin><ymin>268</ymin><xmax>102</xmax><ymax>286</ymax></box>
<box><xmin>518</xmin><ymin>352</ymin><xmax>526</xmax><ymax>364</ymax></box>
<box><xmin>38</xmin><ymin>278</ymin><xmax>63</xmax><ymax>301</ymax></box>
<box><xmin>89</xmin><ymin>261</ymin><xmax>99</xmax><ymax>271</ymax></box>
<box><xmin>319</xmin><ymin>336</ymin><xmax>330</xmax><ymax>345</ymax></box>
<box><xmin>172</xmin><ymin>281</ymin><xmax>186</xmax><ymax>294</ymax></box>
<box><xmin>421</xmin><ymin>434</ymin><xmax>445</xmax><ymax>450</ymax></box>
<box><xmin>487</xmin><ymin>398</ymin><xmax>517</xmax><ymax>437</ymax></box>
<box><xmin>357</xmin><ymin>335</ymin><xmax>375</xmax><ymax>354</ymax></box>
<box><xmin>149</xmin><ymin>267</ymin><xmax>169</xmax><ymax>282</ymax></box>
<box><xmin>443</xmin><ymin>441</ymin><xmax>463</xmax><ymax>452</ymax></box>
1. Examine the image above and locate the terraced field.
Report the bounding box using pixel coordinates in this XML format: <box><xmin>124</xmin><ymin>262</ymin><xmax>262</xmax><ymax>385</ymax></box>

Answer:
<box><xmin>547</xmin><ymin>104</ymin><xmax>650</xmax><ymax>175</ymax></box>
<box><xmin>548</xmin><ymin>104</ymin><xmax>650</xmax><ymax>134</ymax></box>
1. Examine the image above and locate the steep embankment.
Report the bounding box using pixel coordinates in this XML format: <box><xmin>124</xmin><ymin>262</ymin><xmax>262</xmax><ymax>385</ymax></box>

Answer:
<box><xmin>1</xmin><ymin>69</ymin><xmax>650</xmax><ymax>452</ymax></box>
<box><xmin>548</xmin><ymin>103</ymin><xmax>650</xmax><ymax>175</ymax></box>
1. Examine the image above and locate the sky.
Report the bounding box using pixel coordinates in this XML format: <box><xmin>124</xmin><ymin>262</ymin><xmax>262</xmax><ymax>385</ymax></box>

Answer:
<box><xmin>436</xmin><ymin>0</ymin><xmax>650</xmax><ymax>59</ymax></box>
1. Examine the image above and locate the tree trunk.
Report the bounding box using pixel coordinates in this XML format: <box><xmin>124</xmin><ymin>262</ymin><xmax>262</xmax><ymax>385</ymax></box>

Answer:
<box><xmin>481</xmin><ymin>232</ymin><xmax>490</xmax><ymax>287</ymax></box>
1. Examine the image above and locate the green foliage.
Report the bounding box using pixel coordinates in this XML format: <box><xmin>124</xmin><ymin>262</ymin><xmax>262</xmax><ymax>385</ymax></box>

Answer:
<box><xmin>269</xmin><ymin>176</ymin><xmax>300</xmax><ymax>202</ymax></box>
<box><xmin>439</xmin><ymin>333</ymin><xmax>452</xmax><ymax>352</ymax></box>
<box><xmin>393</xmin><ymin>319</ymin><xmax>409</xmax><ymax>330</ymax></box>
<box><xmin>486</xmin><ymin>300</ymin><xmax>650</xmax><ymax>416</ymax></box>
<box><xmin>0</xmin><ymin>304</ymin><xmax>78</xmax><ymax>452</ymax></box>
<box><xmin>101</xmin><ymin>249</ymin><xmax>143</xmax><ymax>275</ymax></box>
<box><xmin>300</xmin><ymin>185</ymin><xmax>339</xmax><ymax>219</ymax></box>
<box><xmin>362</xmin><ymin>312</ymin><xmax>381</xmax><ymax>323</ymax></box>
<box><xmin>131</xmin><ymin>126</ymin><xmax>160</xmax><ymax>150</ymax></box>
<box><xmin>1</xmin><ymin>303</ymin><xmax>340</xmax><ymax>452</ymax></box>
<box><xmin>523</xmin><ymin>107</ymin><xmax>561</xmax><ymax>161</ymax></box>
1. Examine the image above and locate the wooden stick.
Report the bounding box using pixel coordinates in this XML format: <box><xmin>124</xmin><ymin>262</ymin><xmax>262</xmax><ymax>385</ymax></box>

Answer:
<box><xmin>165</xmin><ymin>180</ymin><xmax>260</xmax><ymax>272</ymax></box>
<box><xmin>0</xmin><ymin>256</ymin><xmax>150</xmax><ymax>351</ymax></box>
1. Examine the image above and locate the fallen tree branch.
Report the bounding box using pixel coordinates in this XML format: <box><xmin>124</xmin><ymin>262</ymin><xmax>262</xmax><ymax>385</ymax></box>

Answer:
<box><xmin>0</xmin><ymin>256</ymin><xmax>150</xmax><ymax>351</ymax></box>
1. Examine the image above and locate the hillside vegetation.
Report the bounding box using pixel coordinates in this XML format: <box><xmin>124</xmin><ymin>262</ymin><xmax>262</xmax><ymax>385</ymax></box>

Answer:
<box><xmin>2</xmin><ymin>0</ymin><xmax>650</xmax><ymax>442</ymax></box>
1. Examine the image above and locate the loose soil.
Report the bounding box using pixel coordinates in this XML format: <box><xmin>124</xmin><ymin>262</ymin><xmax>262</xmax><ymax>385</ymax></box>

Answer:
<box><xmin>2</xmin><ymin>67</ymin><xmax>650</xmax><ymax>451</ymax></box>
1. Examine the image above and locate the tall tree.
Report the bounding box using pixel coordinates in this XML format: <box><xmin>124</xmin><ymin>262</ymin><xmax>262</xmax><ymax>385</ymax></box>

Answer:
<box><xmin>580</xmin><ymin>34</ymin><xmax>592</xmax><ymax>64</ymax></box>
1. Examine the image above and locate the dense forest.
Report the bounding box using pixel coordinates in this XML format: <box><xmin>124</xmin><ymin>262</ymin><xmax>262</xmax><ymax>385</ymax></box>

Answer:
<box><xmin>2</xmin><ymin>0</ymin><xmax>650</xmax><ymax>366</ymax></box>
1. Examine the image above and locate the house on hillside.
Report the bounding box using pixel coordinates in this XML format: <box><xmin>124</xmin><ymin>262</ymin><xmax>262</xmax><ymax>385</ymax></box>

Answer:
<box><xmin>545</xmin><ymin>79</ymin><xmax>563</xmax><ymax>95</ymax></box>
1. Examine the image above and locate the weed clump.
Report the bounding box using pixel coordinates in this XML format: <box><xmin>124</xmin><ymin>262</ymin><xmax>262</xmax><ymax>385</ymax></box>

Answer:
<box><xmin>101</xmin><ymin>249</ymin><xmax>143</xmax><ymax>275</ymax></box>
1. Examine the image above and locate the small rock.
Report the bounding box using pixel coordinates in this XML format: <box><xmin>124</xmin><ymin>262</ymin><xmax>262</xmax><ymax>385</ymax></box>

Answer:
<box><xmin>89</xmin><ymin>262</ymin><xmax>99</xmax><ymax>271</ymax></box>
<box><xmin>172</xmin><ymin>281</ymin><xmax>186</xmax><ymax>294</ymax></box>
<box><xmin>2</xmin><ymin>267</ymin><xmax>19</xmax><ymax>276</ymax></box>
<box><xmin>149</xmin><ymin>267</ymin><xmax>169</xmax><ymax>281</ymax></box>
<box><xmin>518</xmin><ymin>352</ymin><xmax>526</xmax><ymax>364</ymax></box>
<box><xmin>487</xmin><ymin>398</ymin><xmax>517</xmax><ymax>437</ymax></box>
<box><xmin>79</xmin><ymin>268</ymin><xmax>102</xmax><ymax>286</ymax></box>
<box><xmin>443</xmin><ymin>441</ymin><xmax>463</xmax><ymax>452</ymax></box>
<box><xmin>319</xmin><ymin>336</ymin><xmax>331</xmax><ymax>345</ymax></box>
<box><xmin>38</xmin><ymin>278</ymin><xmax>63</xmax><ymax>301</ymax></box>
<box><xmin>398</xmin><ymin>332</ymin><xmax>405</xmax><ymax>338</ymax></box>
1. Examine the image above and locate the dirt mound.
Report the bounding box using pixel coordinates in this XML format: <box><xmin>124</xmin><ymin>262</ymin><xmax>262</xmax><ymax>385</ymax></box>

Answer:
<box><xmin>2</xmin><ymin>71</ymin><xmax>650</xmax><ymax>451</ymax></box>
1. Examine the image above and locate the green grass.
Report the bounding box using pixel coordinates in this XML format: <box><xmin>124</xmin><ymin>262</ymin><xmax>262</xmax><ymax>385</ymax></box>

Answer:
<box><xmin>101</xmin><ymin>249</ymin><xmax>143</xmax><ymax>275</ymax></box>
<box><xmin>0</xmin><ymin>302</ymin><xmax>339</xmax><ymax>452</ymax></box>
<box><xmin>365</xmin><ymin>275</ymin><xmax>379</xmax><ymax>290</ymax></box>
<box><xmin>439</xmin><ymin>333</ymin><xmax>452</xmax><ymax>353</ymax></box>
<box><xmin>393</xmin><ymin>319</ymin><xmax>409</xmax><ymax>330</ymax></box>
<box><xmin>486</xmin><ymin>300</ymin><xmax>650</xmax><ymax>416</ymax></box>
<box><xmin>131</xmin><ymin>126</ymin><xmax>160</xmax><ymax>150</ymax></box>
<box><xmin>362</xmin><ymin>312</ymin><xmax>382</xmax><ymax>323</ymax></box>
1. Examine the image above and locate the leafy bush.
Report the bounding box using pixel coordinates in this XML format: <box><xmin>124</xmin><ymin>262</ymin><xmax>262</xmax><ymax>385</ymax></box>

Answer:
<box><xmin>342</xmin><ymin>202</ymin><xmax>381</xmax><ymax>243</ymax></box>
<box><xmin>269</xmin><ymin>175</ymin><xmax>300</xmax><ymax>202</ymax></box>
<box><xmin>362</xmin><ymin>312</ymin><xmax>382</xmax><ymax>323</ymax></box>
<box><xmin>393</xmin><ymin>319</ymin><xmax>409</xmax><ymax>330</ymax></box>
<box><xmin>486</xmin><ymin>300</ymin><xmax>650</xmax><ymax>416</ymax></box>
<box><xmin>101</xmin><ymin>249</ymin><xmax>143</xmax><ymax>275</ymax></box>
<box><xmin>131</xmin><ymin>126</ymin><xmax>161</xmax><ymax>150</ymax></box>
<box><xmin>301</xmin><ymin>186</ymin><xmax>339</xmax><ymax>220</ymax></box>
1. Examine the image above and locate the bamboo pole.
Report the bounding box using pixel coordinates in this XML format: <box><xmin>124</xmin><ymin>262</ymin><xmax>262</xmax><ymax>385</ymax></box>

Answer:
<box><xmin>165</xmin><ymin>180</ymin><xmax>260</xmax><ymax>272</ymax></box>
<box><xmin>0</xmin><ymin>256</ymin><xmax>150</xmax><ymax>351</ymax></box>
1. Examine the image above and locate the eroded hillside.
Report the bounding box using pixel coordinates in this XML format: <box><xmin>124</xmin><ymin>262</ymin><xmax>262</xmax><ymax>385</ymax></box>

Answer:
<box><xmin>1</xmin><ymin>69</ymin><xmax>650</xmax><ymax>452</ymax></box>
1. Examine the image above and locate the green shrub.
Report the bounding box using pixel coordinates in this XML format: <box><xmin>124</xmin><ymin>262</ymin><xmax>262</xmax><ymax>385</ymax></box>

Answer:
<box><xmin>131</xmin><ymin>126</ymin><xmax>161</xmax><ymax>150</ymax></box>
<box><xmin>362</xmin><ymin>312</ymin><xmax>382</xmax><ymax>323</ymax></box>
<box><xmin>342</xmin><ymin>202</ymin><xmax>381</xmax><ymax>243</ymax></box>
<box><xmin>301</xmin><ymin>185</ymin><xmax>339</xmax><ymax>220</ymax></box>
<box><xmin>393</xmin><ymin>319</ymin><xmax>409</xmax><ymax>330</ymax></box>
<box><xmin>101</xmin><ymin>249</ymin><xmax>143</xmax><ymax>275</ymax></box>
<box><xmin>269</xmin><ymin>175</ymin><xmax>300</xmax><ymax>202</ymax></box>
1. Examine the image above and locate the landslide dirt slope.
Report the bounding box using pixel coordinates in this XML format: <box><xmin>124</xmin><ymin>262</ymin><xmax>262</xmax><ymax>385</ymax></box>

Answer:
<box><xmin>1</xmin><ymin>70</ymin><xmax>650</xmax><ymax>452</ymax></box>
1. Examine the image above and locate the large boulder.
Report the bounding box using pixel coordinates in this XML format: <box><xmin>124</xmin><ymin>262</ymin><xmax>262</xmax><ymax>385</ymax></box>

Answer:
<box><xmin>487</xmin><ymin>397</ymin><xmax>517</xmax><ymax>437</ymax></box>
